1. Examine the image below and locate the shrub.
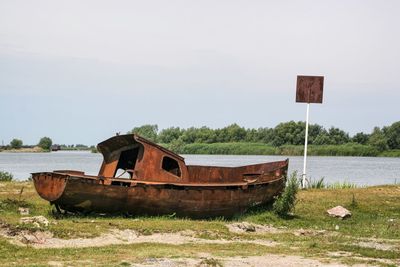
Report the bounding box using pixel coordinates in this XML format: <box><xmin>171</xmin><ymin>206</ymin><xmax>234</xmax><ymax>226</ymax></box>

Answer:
<box><xmin>273</xmin><ymin>172</ymin><xmax>300</xmax><ymax>217</ymax></box>
<box><xmin>38</xmin><ymin>137</ymin><xmax>53</xmax><ymax>150</ymax></box>
<box><xmin>10</xmin><ymin>138</ymin><xmax>23</xmax><ymax>149</ymax></box>
<box><xmin>0</xmin><ymin>171</ymin><xmax>13</xmax><ymax>182</ymax></box>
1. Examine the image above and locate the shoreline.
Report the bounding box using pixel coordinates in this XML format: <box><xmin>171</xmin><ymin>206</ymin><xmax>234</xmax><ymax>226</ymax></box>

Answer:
<box><xmin>0</xmin><ymin>147</ymin><xmax>45</xmax><ymax>153</ymax></box>
<box><xmin>1</xmin><ymin>145</ymin><xmax>400</xmax><ymax>157</ymax></box>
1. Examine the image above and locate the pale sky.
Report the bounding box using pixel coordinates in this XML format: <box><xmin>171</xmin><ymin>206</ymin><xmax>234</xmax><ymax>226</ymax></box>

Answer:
<box><xmin>0</xmin><ymin>0</ymin><xmax>399</xmax><ymax>145</ymax></box>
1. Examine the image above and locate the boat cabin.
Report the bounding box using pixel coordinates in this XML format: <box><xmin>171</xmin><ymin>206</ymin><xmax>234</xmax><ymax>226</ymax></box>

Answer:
<box><xmin>97</xmin><ymin>134</ymin><xmax>286</xmax><ymax>185</ymax></box>
<box><xmin>97</xmin><ymin>134</ymin><xmax>188</xmax><ymax>183</ymax></box>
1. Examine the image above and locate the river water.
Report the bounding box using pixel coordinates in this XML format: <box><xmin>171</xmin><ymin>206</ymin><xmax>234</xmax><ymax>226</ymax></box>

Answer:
<box><xmin>0</xmin><ymin>151</ymin><xmax>399</xmax><ymax>186</ymax></box>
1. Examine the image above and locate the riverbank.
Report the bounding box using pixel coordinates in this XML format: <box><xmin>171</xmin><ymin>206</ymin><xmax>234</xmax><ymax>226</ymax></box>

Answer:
<box><xmin>164</xmin><ymin>142</ymin><xmax>400</xmax><ymax>157</ymax></box>
<box><xmin>0</xmin><ymin>181</ymin><xmax>399</xmax><ymax>266</ymax></box>
<box><xmin>0</xmin><ymin>146</ymin><xmax>45</xmax><ymax>153</ymax></box>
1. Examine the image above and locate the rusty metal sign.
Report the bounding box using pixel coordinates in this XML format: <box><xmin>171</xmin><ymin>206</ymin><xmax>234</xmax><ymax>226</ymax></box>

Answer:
<box><xmin>296</xmin><ymin>75</ymin><xmax>324</xmax><ymax>103</ymax></box>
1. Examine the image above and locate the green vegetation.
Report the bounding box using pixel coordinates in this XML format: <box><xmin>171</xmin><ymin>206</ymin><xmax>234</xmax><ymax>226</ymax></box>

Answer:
<box><xmin>0</xmin><ymin>171</ymin><xmax>13</xmax><ymax>182</ymax></box>
<box><xmin>128</xmin><ymin>124</ymin><xmax>158</xmax><ymax>142</ymax></box>
<box><xmin>57</xmin><ymin>144</ymin><xmax>93</xmax><ymax>151</ymax></box>
<box><xmin>273</xmin><ymin>172</ymin><xmax>300</xmax><ymax>217</ymax></box>
<box><xmin>10</xmin><ymin>138</ymin><xmax>23</xmax><ymax>149</ymax></box>
<box><xmin>306</xmin><ymin>178</ymin><xmax>357</xmax><ymax>189</ymax></box>
<box><xmin>3</xmin><ymin>121</ymin><xmax>399</xmax><ymax>156</ymax></box>
<box><xmin>128</xmin><ymin>121</ymin><xmax>400</xmax><ymax>156</ymax></box>
<box><xmin>0</xmin><ymin>181</ymin><xmax>399</xmax><ymax>266</ymax></box>
<box><xmin>37</xmin><ymin>136</ymin><xmax>52</xmax><ymax>150</ymax></box>
<box><xmin>163</xmin><ymin>142</ymin><xmax>385</xmax><ymax>156</ymax></box>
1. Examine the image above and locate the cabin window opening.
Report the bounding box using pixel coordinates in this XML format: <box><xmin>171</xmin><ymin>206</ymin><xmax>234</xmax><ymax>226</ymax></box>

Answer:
<box><xmin>114</xmin><ymin>147</ymin><xmax>139</xmax><ymax>179</ymax></box>
<box><xmin>162</xmin><ymin>156</ymin><xmax>181</xmax><ymax>177</ymax></box>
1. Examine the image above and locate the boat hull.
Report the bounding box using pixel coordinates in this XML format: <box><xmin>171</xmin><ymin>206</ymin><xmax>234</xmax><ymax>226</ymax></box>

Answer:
<box><xmin>32</xmin><ymin>173</ymin><xmax>285</xmax><ymax>218</ymax></box>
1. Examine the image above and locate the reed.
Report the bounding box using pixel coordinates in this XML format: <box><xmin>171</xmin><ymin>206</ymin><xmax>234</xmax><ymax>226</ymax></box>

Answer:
<box><xmin>165</xmin><ymin>142</ymin><xmax>386</xmax><ymax>157</ymax></box>
<box><xmin>327</xmin><ymin>181</ymin><xmax>358</xmax><ymax>189</ymax></box>
<box><xmin>305</xmin><ymin>177</ymin><xmax>357</xmax><ymax>189</ymax></box>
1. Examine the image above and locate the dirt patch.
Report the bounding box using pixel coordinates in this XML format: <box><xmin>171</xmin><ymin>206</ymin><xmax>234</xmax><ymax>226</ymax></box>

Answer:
<box><xmin>227</xmin><ymin>222</ymin><xmax>334</xmax><ymax>238</ymax></box>
<box><xmin>293</xmin><ymin>228</ymin><xmax>330</xmax><ymax>237</ymax></box>
<box><xmin>222</xmin><ymin>255</ymin><xmax>366</xmax><ymax>267</ymax></box>
<box><xmin>0</xmin><ymin>225</ymin><xmax>278</xmax><ymax>249</ymax></box>
<box><xmin>356</xmin><ymin>241</ymin><xmax>397</xmax><ymax>251</ymax></box>
<box><xmin>327</xmin><ymin>251</ymin><xmax>353</xmax><ymax>258</ymax></box>
<box><xmin>226</xmin><ymin>222</ymin><xmax>282</xmax><ymax>234</ymax></box>
<box><xmin>130</xmin><ymin>255</ymin><xmax>369</xmax><ymax>267</ymax></box>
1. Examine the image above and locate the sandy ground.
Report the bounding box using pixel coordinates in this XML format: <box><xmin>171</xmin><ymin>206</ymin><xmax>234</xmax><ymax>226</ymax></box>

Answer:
<box><xmin>0</xmin><ymin>227</ymin><xmax>278</xmax><ymax>249</ymax></box>
<box><xmin>128</xmin><ymin>255</ymin><xmax>373</xmax><ymax>267</ymax></box>
<box><xmin>1</xmin><ymin>221</ymin><xmax>399</xmax><ymax>266</ymax></box>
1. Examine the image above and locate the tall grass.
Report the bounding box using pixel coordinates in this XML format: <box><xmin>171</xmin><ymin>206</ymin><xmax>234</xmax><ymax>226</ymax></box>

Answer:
<box><xmin>328</xmin><ymin>181</ymin><xmax>357</xmax><ymax>189</ymax></box>
<box><xmin>307</xmin><ymin>177</ymin><xmax>326</xmax><ymax>189</ymax></box>
<box><xmin>273</xmin><ymin>171</ymin><xmax>300</xmax><ymax>217</ymax></box>
<box><xmin>165</xmin><ymin>142</ymin><xmax>384</xmax><ymax>157</ymax></box>
<box><xmin>166</xmin><ymin>142</ymin><xmax>277</xmax><ymax>155</ymax></box>
<box><xmin>305</xmin><ymin>177</ymin><xmax>357</xmax><ymax>189</ymax></box>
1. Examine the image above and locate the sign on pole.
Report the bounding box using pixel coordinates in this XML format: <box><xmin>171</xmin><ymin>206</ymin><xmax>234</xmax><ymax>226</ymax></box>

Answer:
<box><xmin>296</xmin><ymin>75</ymin><xmax>324</xmax><ymax>188</ymax></box>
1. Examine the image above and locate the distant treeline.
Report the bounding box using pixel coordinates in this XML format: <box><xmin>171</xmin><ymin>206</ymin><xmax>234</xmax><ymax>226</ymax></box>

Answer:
<box><xmin>128</xmin><ymin>121</ymin><xmax>400</xmax><ymax>156</ymax></box>
<box><xmin>58</xmin><ymin>144</ymin><xmax>95</xmax><ymax>151</ymax></box>
<box><xmin>0</xmin><ymin>137</ymin><xmax>53</xmax><ymax>151</ymax></box>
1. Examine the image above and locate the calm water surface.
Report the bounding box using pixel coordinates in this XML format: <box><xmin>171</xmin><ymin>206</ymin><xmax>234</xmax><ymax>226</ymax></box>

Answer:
<box><xmin>0</xmin><ymin>151</ymin><xmax>399</xmax><ymax>186</ymax></box>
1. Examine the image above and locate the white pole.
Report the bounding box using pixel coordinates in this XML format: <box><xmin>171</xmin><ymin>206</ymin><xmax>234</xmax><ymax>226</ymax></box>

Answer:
<box><xmin>302</xmin><ymin>103</ymin><xmax>310</xmax><ymax>188</ymax></box>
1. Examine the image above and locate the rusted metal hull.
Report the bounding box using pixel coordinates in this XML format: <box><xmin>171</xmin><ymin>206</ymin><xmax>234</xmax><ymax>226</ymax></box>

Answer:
<box><xmin>32</xmin><ymin>134</ymin><xmax>289</xmax><ymax>218</ymax></box>
<box><xmin>32</xmin><ymin>163</ymin><xmax>287</xmax><ymax>218</ymax></box>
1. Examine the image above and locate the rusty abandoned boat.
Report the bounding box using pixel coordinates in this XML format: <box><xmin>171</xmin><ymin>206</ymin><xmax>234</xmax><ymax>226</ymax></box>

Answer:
<box><xmin>32</xmin><ymin>134</ymin><xmax>289</xmax><ymax>218</ymax></box>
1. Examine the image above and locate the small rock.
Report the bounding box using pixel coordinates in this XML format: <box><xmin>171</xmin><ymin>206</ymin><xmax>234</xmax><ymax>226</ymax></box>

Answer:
<box><xmin>239</xmin><ymin>222</ymin><xmax>256</xmax><ymax>232</ymax></box>
<box><xmin>18</xmin><ymin>207</ymin><xmax>30</xmax><ymax>215</ymax></box>
<box><xmin>335</xmin><ymin>225</ymin><xmax>340</xmax><ymax>230</ymax></box>
<box><xmin>327</xmin><ymin>206</ymin><xmax>351</xmax><ymax>219</ymax></box>
<box><xmin>20</xmin><ymin>231</ymin><xmax>51</xmax><ymax>244</ymax></box>
<box><xmin>294</xmin><ymin>228</ymin><xmax>322</xmax><ymax>236</ymax></box>
<box><xmin>20</xmin><ymin>216</ymin><xmax>49</xmax><ymax>227</ymax></box>
<box><xmin>296</xmin><ymin>228</ymin><xmax>306</xmax><ymax>236</ymax></box>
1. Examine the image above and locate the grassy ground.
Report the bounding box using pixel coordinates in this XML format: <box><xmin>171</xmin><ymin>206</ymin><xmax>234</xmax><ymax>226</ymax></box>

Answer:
<box><xmin>0</xmin><ymin>181</ymin><xmax>399</xmax><ymax>266</ymax></box>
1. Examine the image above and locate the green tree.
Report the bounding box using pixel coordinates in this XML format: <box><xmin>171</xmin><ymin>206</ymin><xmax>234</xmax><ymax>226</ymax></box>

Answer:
<box><xmin>128</xmin><ymin>124</ymin><xmax>158</xmax><ymax>142</ymax></box>
<box><xmin>327</xmin><ymin>127</ymin><xmax>350</xmax><ymax>145</ymax></box>
<box><xmin>196</xmin><ymin>127</ymin><xmax>217</xmax><ymax>143</ymax></box>
<box><xmin>245</xmin><ymin>128</ymin><xmax>258</xmax><ymax>142</ymax></box>
<box><xmin>383</xmin><ymin>121</ymin><xmax>400</xmax><ymax>149</ymax></box>
<box><xmin>313</xmin><ymin>133</ymin><xmax>332</xmax><ymax>145</ymax></box>
<box><xmin>271</xmin><ymin>121</ymin><xmax>297</xmax><ymax>146</ymax></box>
<box><xmin>10</xmin><ymin>138</ymin><xmax>23</xmax><ymax>149</ymax></box>
<box><xmin>368</xmin><ymin>127</ymin><xmax>388</xmax><ymax>151</ymax></box>
<box><xmin>215</xmin><ymin>124</ymin><xmax>247</xmax><ymax>142</ymax></box>
<box><xmin>254</xmin><ymin>127</ymin><xmax>274</xmax><ymax>143</ymax></box>
<box><xmin>38</xmin><ymin>137</ymin><xmax>53</xmax><ymax>150</ymax></box>
<box><xmin>179</xmin><ymin>127</ymin><xmax>217</xmax><ymax>144</ymax></box>
<box><xmin>271</xmin><ymin>121</ymin><xmax>305</xmax><ymax>146</ymax></box>
<box><xmin>352</xmin><ymin>132</ymin><xmax>369</xmax><ymax>145</ymax></box>
<box><xmin>158</xmin><ymin>127</ymin><xmax>184</xmax><ymax>143</ymax></box>
<box><xmin>308</xmin><ymin>124</ymin><xmax>325</xmax><ymax>144</ymax></box>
